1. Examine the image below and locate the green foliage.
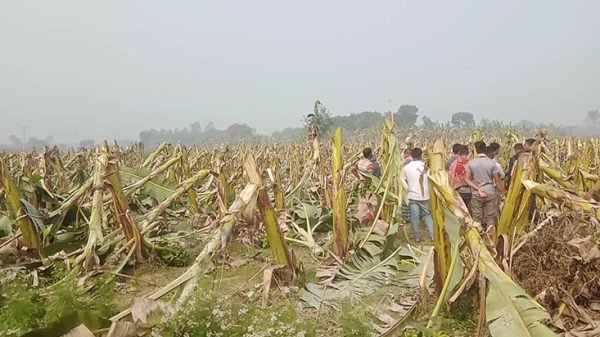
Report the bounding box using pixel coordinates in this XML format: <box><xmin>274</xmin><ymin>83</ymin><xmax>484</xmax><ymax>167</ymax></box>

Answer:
<box><xmin>0</xmin><ymin>278</ymin><xmax>45</xmax><ymax>337</ymax></box>
<box><xmin>337</xmin><ymin>301</ymin><xmax>372</xmax><ymax>336</ymax></box>
<box><xmin>42</xmin><ymin>271</ymin><xmax>89</xmax><ymax>325</ymax></box>
<box><xmin>258</xmin><ymin>233</ymin><xmax>270</xmax><ymax>248</ymax></box>
<box><xmin>157</xmin><ymin>293</ymin><xmax>315</xmax><ymax>337</ymax></box>
<box><xmin>401</xmin><ymin>328</ymin><xmax>450</xmax><ymax>337</ymax></box>
<box><xmin>445</xmin><ymin>297</ymin><xmax>477</xmax><ymax>333</ymax></box>
<box><xmin>0</xmin><ymin>267</ymin><xmax>117</xmax><ymax>337</ymax></box>
<box><xmin>93</xmin><ymin>274</ymin><xmax>117</xmax><ymax>318</ymax></box>
<box><xmin>155</xmin><ymin>240</ymin><xmax>190</xmax><ymax>267</ymax></box>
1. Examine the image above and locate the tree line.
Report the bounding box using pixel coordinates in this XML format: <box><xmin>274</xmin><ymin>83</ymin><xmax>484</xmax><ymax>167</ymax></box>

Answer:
<box><xmin>2</xmin><ymin>104</ymin><xmax>599</xmax><ymax>149</ymax></box>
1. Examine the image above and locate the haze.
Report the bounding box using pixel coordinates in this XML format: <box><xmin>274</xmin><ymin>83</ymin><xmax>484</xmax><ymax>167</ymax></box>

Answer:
<box><xmin>1</xmin><ymin>1</ymin><xmax>599</xmax><ymax>144</ymax></box>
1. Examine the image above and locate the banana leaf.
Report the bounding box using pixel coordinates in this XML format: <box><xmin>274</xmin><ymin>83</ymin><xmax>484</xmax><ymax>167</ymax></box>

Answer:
<box><xmin>20</xmin><ymin>310</ymin><xmax>110</xmax><ymax>337</ymax></box>
<box><xmin>0</xmin><ymin>215</ymin><xmax>11</xmax><ymax>237</ymax></box>
<box><xmin>120</xmin><ymin>167</ymin><xmax>176</xmax><ymax>202</ymax></box>
<box><xmin>301</xmin><ymin>239</ymin><xmax>425</xmax><ymax>309</ymax></box>
<box><xmin>20</xmin><ymin>199</ymin><xmax>45</xmax><ymax>233</ymax></box>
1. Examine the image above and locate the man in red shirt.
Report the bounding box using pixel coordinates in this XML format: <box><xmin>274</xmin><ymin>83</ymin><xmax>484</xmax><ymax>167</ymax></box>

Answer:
<box><xmin>352</xmin><ymin>147</ymin><xmax>376</xmax><ymax>183</ymax></box>
<box><xmin>448</xmin><ymin>144</ymin><xmax>471</xmax><ymax>212</ymax></box>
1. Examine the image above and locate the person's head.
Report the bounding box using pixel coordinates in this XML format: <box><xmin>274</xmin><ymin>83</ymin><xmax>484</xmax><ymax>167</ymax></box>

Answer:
<box><xmin>486</xmin><ymin>145</ymin><xmax>496</xmax><ymax>159</ymax></box>
<box><xmin>489</xmin><ymin>142</ymin><xmax>500</xmax><ymax>156</ymax></box>
<box><xmin>452</xmin><ymin>143</ymin><xmax>462</xmax><ymax>155</ymax></box>
<box><xmin>474</xmin><ymin>141</ymin><xmax>487</xmax><ymax>155</ymax></box>
<box><xmin>514</xmin><ymin>143</ymin><xmax>524</xmax><ymax>154</ymax></box>
<box><xmin>411</xmin><ymin>147</ymin><xmax>423</xmax><ymax>160</ymax></box>
<box><xmin>362</xmin><ymin>147</ymin><xmax>373</xmax><ymax>159</ymax></box>
<box><xmin>403</xmin><ymin>148</ymin><xmax>412</xmax><ymax>159</ymax></box>
<box><xmin>524</xmin><ymin>138</ymin><xmax>536</xmax><ymax>151</ymax></box>
<box><xmin>458</xmin><ymin>144</ymin><xmax>469</xmax><ymax>157</ymax></box>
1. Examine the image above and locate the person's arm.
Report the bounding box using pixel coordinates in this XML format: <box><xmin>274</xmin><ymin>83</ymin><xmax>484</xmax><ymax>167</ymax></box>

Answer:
<box><xmin>496</xmin><ymin>162</ymin><xmax>506</xmax><ymax>179</ymax></box>
<box><xmin>507</xmin><ymin>157</ymin><xmax>515</xmax><ymax>177</ymax></box>
<box><xmin>494</xmin><ymin>171</ymin><xmax>505</xmax><ymax>197</ymax></box>
<box><xmin>465</xmin><ymin>167</ymin><xmax>486</xmax><ymax>197</ymax></box>
<box><xmin>351</xmin><ymin>164</ymin><xmax>359</xmax><ymax>179</ymax></box>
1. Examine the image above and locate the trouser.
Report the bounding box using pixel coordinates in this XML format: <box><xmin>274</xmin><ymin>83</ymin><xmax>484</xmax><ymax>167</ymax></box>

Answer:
<box><xmin>458</xmin><ymin>192</ymin><xmax>472</xmax><ymax>214</ymax></box>
<box><xmin>409</xmin><ymin>199</ymin><xmax>434</xmax><ymax>240</ymax></box>
<box><xmin>402</xmin><ymin>202</ymin><xmax>410</xmax><ymax>222</ymax></box>
<box><xmin>471</xmin><ymin>192</ymin><xmax>499</xmax><ymax>228</ymax></box>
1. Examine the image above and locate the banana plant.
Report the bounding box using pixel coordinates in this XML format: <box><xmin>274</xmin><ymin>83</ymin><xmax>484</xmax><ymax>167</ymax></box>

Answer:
<box><xmin>331</xmin><ymin>127</ymin><xmax>349</xmax><ymax>259</ymax></box>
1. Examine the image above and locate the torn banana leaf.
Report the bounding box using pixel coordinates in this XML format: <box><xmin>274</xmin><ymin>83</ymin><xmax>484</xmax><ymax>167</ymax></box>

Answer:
<box><xmin>120</xmin><ymin>166</ymin><xmax>177</xmax><ymax>201</ymax></box>
<box><xmin>300</xmin><ymin>245</ymin><xmax>424</xmax><ymax>309</ymax></box>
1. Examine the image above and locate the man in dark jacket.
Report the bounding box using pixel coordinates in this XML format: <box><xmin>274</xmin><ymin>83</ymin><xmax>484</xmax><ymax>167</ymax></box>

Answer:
<box><xmin>506</xmin><ymin>143</ymin><xmax>524</xmax><ymax>185</ymax></box>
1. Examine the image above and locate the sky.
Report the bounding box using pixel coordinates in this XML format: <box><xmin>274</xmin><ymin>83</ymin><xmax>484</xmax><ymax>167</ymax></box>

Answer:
<box><xmin>1</xmin><ymin>1</ymin><xmax>599</xmax><ymax>144</ymax></box>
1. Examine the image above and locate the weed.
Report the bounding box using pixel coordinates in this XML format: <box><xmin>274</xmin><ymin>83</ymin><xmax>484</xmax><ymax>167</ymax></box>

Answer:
<box><xmin>337</xmin><ymin>301</ymin><xmax>372</xmax><ymax>336</ymax></box>
<box><xmin>445</xmin><ymin>296</ymin><xmax>477</xmax><ymax>333</ymax></box>
<box><xmin>155</xmin><ymin>240</ymin><xmax>190</xmax><ymax>267</ymax></box>
<box><xmin>157</xmin><ymin>292</ymin><xmax>315</xmax><ymax>337</ymax></box>
<box><xmin>94</xmin><ymin>273</ymin><xmax>117</xmax><ymax>318</ymax></box>
<box><xmin>0</xmin><ymin>267</ymin><xmax>117</xmax><ymax>337</ymax></box>
<box><xmin>0</xmin><ymin>277</ymin><xmax>44</xmax><ymax>337</ymax></box>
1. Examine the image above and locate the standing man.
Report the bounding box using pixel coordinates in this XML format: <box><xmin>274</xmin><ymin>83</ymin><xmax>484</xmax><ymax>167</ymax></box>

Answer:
<box><xmin>521</xmin><ymin>138</ymin><xmax>538</xmax><ymax>220</ymax></box>
<box><xmin>402</xmin><ymin>148</ymin><xmax>433</xmax><ymax>241</ymax></box>
<box><xmin>446</xmin><ymin>143</ymin><xmax>462</xmax><ymax>171</ymax></box>
<box><xmin>449</xmin><ymin>144</ymin><xmax>472</xmax><ymax>212</ymax></box>
<box><xmin>401</xmin><ymin>148</ymin><xmax>413</xmax><ymax>223</ymax></box>
<box><xmin>506</xmin><ymin>143</ymin><xmax>524</xmax><ymax>185</ymax></box>
<box><xmin>352</xmin><ymin>147</ymin><xmax>375</xmax><ymax>183</ymax></box>
<box><xmin>523</xmin><ymin>138</ymin><xmax>536</xmax><ymax>152</ymax></box>
<box><xmin>402</xmin><ymin>148</ymin><xmax>413</xmax><ymax>167</ymax></box>
<box><xmin>487</xmin><ymin>142</ymin><xmax>505</xmax><ymax>180</ymax></box>
<box><xmin>465</xmin><ymin>141</ymin><xmax>506</xmax><ymax>230</ymax></box>
<box><xmin>352</xmin><ymin>148</ymin><xmax>378</xmax><ymax>223</ymax></box>
<box><xmin>369</xmin><ymin>150</ymin><xmax>381</xmax><ymax>178</ymax></box>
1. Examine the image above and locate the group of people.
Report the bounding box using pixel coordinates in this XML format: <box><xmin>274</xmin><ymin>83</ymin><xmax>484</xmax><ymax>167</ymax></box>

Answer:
<box><xmin>353</xmin><ymin>138</ymin><xmax>536</xmax><ymax>242</ymax></box>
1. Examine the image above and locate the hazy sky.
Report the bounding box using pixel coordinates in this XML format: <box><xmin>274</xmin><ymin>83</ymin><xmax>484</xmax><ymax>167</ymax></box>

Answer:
<box><xmin>1</xmin><ymin>1</ymin><xmax>599</xmax><ymax>143</ymax></box>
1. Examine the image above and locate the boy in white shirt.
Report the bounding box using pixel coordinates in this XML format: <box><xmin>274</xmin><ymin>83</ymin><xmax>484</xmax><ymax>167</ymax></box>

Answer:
<box><xmin>402</xmin><ymin>148</ymin><xmax>433</xmax><ymax>241</ymax></box>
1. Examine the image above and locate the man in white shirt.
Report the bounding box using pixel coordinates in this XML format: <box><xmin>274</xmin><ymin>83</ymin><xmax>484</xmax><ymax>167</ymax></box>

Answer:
<box><xmin>402</xmin><ymin>148</ymin><xmax>433</xmax><ymax>241</ymax></box>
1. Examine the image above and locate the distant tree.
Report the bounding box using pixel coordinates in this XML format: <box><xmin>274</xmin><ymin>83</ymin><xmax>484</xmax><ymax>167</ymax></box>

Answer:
<box><xmin>79</xmin><ymin>139</ymin><xmax>95</xmax><ymax>148</ymax></box>
<box><xmin>272</xmin><ymin>127</ymin><xmax>304</xmax><ymax>140</ymax></box>
<box><xmin>225</xmin><ymin>123</ymin><xmax>254</xmax><ymax>139</ymax></box>
<box><xmin>394</xmin><ymin>105</ymin><xmax>419</xmax><ymax>127</ymax></box>
<box><xmin>8</xmin><ymin>135</ymin><xmax>22</xmax><ymax>146</ymax></box>
<box><xmin>304</xmin><ymin>100</ymin><xmax>332</xmax><ymax>140</ymax></box>
<box><xmin>330</xmin><ymin>111</ymin><xmax>385</xmax><ymax>132</ymax></box>
<box><xmin>189</xmin><ymin>122</ymin><xmax>202</xmax><ymax>133</ymax></box>
<box><xmin>422</xmin><ymin>116</ymin><xmax>435</xmax><ymax>127</ymax></box>
<box><xmin>518</xmin><ymin>120</ymin><xmax>537</xmax><ymax>129</ymax></box>
<box><xmin>585</xmin><ymin>110</ymin><xmax>600</xmax><ymax>127</ymax></box>
<box><xmin>205</xmin><ymin>121</ymin><xmax>216</xmax><ymax>132</ymax></box>
<box><xmin>451</xmin><ymin>112</ymin><xmax>475</xmax><ymax>127</ymax></box>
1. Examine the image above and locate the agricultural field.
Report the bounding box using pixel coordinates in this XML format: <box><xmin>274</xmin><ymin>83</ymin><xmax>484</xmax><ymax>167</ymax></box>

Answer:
<box><xmin>1</xmin><ymin>121</ymin><xmax>599</xmax><ymax>337</ymax></box>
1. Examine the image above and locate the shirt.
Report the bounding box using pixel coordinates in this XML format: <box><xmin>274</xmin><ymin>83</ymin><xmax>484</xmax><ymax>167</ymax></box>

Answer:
<box><xmin>506</xmin><ymin>154</ymin><xmax>518</xmax><ymax>184</ymax></box>
<box><xmin>356</xmin><ymin>158</ymin><xmax>374</xmax><ymax>181</ymax></box>
<box><xmin>403</xmin><ymin>160</ymin><xmax>430</xmax><ymax>201</ymax></box>
<box><xmin>467</xmin><ymin>154</ymin><xmax>500</xmax><ymax>195</ymax></box>
<box><xmin>369</xmin><ymin>154</ymin><xmax>381</xmax><ymax>177</ymax></box>
<box><xmin>446</xmin><ymin>156</ymin><xmax>457</xmax><ymax>171</ymax></box>
<box><xmin>449</xmin><ymin>156</ymin><xmax>471</xmax><ymax>193</ymax></box>
<box><xmin>494</xmin><ymin>159</ymin><xmax>506</xmax><ymax>179</ymax></box>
